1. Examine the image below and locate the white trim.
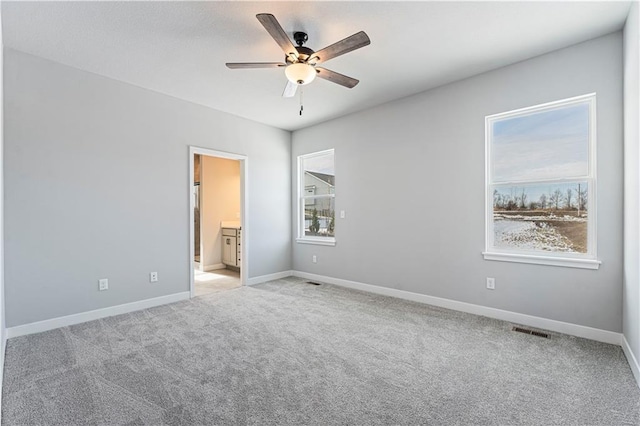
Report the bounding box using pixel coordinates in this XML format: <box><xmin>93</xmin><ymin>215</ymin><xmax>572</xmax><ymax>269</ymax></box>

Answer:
<box><xmin>189</xmin><ymin>151</ymin><xmax>196</xmax><ymax>296</ymax></box>
<box><xmin>299</xmin><ymin>149</ymin><xmax>335</xmax><ymax>161</ymax></box>
<box><xmin>296</xmin><ymin>237</ymin><xmax>336</xmax><ymax>246</ymax></box>
<box><xmin>482</xmin><ymin>252</ymin><xmax>601</xmax><ymax>269</ymax></box>
<box><xmin>6</xmin><ymin>292</ymin><xmax>190</xmax><ymax>339</ymax></box>
<box><xmin>297</xmin><ymin>149</ymin><xmax>335</xmax><ymax>241</ymax></box>
<box><xmin>203</xmin><ymin>263</ymin><xmax>226</xmax><ymax>272</ymax></box>
<box><xmin>622</xmin><ymin>335</ymin><xmax>640</xmax><ymax>388</ymax></box>
<box><xmin>189</xmin><ymin>146</ymin><xmax>248</xmax><ymax>299</ymax></box>
<box><xmin>292</xmin><ymin>271</ymin><xmax>621</xmax><ymax>345</ymax></box>
<box><xmin>246</xmin><ymin>270</ymin><xmax>294</xmax><ymax>286</ymax></box>
<box><xmin>485</xmin><ymin>94</ymin><xmax>598</xmax><ymax>267</ymax></box>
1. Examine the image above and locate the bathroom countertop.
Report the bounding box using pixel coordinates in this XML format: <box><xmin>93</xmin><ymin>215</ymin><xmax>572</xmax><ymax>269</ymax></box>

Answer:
<box><xmin>221</xmin><ymin>221</ymin><xmax>241</xmax><ymax>229</ymax></box>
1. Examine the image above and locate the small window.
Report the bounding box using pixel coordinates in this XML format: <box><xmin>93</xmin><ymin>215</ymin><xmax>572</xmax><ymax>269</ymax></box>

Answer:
<box><xmin>484</xmin><ymin>94</ymin><xmax>599</xmax><ymax>269</ymax></box>
<box><xmin>297</xmin><ymin>150</ymin><xmax>335</xmax><ymax>245</ymax></box>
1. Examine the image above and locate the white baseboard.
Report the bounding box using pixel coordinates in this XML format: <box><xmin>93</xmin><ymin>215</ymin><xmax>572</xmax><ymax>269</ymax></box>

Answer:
<box><xmin>622</xmin><ymin>335</ymin><xmax>640</xmax><ymax>388</ymax></box>
<box><xmin>6</xmin><ymin>292</ymin><xmax>190</xmax><ymax>339</ymax></box>
<box><xmin>203</xmin><ymin>263</ymin><xmax>226</xmax><ymax>272</ymax></box>
<box><xmin>293</xmin><ymin>271</ymin><xmax>622</xmax><ymax>346</ymax></box>
<box><xmin>246</xmin><ymin>270</ymin><xmax>294</xmax><ymax>286</ymax></box>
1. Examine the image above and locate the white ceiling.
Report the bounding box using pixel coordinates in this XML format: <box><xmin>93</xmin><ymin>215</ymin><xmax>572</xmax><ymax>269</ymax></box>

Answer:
<box><xmin>2</xmin><ymin>1</ymin><xmax>632</xmax><ymax>131</ymax></box>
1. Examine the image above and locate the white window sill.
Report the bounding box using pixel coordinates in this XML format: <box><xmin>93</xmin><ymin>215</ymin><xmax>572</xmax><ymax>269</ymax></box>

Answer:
<box><xmin>482</xmin><ymin>252</ymin><xmax>601</xmax><ymax>270</ymax></box>
<box><xmin>296</xmin><ymin>237</ymin><xmax>336</xmax><ymax>247</ymax></box>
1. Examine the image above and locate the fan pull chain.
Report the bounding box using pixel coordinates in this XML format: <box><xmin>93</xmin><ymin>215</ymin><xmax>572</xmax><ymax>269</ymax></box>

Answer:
<box><xmin>299</xmin><ymin>88</ymin><xmax>304</xmax><ymax>116</ymax></box>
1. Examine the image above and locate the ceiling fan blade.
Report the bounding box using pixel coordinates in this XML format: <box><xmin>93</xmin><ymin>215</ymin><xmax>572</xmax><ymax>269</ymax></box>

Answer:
<box><xmin>226</xmin><ymin>62</ymin><xmax>286</xmax><ymax>69</ymax></box>
<box><xmin>315</xmin><ymin>67</ymin><xmax>359</xmax><ymax>88</ymax></box>
<box><xmin>256</xmin><ymin>13</ymin><xmax>298</xmax><ymax>60</ymax></box>
<box><xmin>310</xmin><ymin>31</ymin><xmax>370</xmax><ymax>64</ymax></box>
<box><xmin>282</xmin><ymin>80</ymin><xmax>298</xmax><ymax>98</ymax></box>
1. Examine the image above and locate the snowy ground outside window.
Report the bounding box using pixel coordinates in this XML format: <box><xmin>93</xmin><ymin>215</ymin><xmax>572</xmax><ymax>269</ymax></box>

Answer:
<box><xmin>493</xmin><ymin>213</ymin><xmax>587</xmax><ymax>253</ymax></box>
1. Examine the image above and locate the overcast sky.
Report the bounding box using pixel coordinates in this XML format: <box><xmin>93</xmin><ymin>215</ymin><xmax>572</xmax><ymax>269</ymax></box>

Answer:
<box><xmin>491</xmin><ymin>102</ymin><xmax>589</xmax><ymax>182</ymax></box>
<box><xmin>304</xmin><ymin>151</ymin><xmax>335</xmax><ymax>175</ymax></box>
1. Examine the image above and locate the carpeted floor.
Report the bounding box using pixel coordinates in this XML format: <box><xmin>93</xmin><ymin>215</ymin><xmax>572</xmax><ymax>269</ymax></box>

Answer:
<box><xmin>2</xmin><ymin>277</ymin><xmax>639</xmax><ymax>425</ymax></box>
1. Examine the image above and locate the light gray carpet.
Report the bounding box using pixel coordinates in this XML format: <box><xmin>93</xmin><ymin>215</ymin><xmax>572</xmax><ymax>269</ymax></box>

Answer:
<box><xmin>2</xmin><ymin>277</ymin><xmax>639</xmax><ymax>425</ymax></box>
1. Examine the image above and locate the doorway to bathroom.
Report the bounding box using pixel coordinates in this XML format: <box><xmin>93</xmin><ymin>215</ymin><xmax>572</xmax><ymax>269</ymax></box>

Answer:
<box><xmin>189</xmin><ymin>147</ymin><xmax>247</xmax><ymax>297</ymax></box>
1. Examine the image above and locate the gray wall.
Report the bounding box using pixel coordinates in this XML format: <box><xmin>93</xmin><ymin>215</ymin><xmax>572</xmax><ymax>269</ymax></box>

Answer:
<box><xmin>0</xmin><ymin>3</ymin><xmax>6</xmax><ymax>378</ymax></box>
<box><xmin>4</xmin><ymin>48</ymin><xmax>292</xmax><ymax>327</ymax></box>
<box><xmin>292</xmin><ymin>33</ymin><xmax>623</xmax><ymax>332</ymax></box>
<box><xmin>624</xmin><ymin>2</ymin><xmax>640</xmax><ymax>366</ymax></box>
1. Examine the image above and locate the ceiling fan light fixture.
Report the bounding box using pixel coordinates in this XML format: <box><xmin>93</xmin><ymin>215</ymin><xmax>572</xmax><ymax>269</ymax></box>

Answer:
<box><xmin>285</xmin><ymin>63</ymin><xmax>316</xmax><ymax>85</ymax></box>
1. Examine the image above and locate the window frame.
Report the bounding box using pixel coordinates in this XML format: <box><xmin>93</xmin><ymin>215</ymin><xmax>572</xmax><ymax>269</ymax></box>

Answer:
<box><xmin>296</xmin><ymin>149</ymin><xmax>336</xmax><ymax>246</ymax></box>
<box><xmin>483</xmin><ymin>94</ymin><xmax>600</xmax><ymax>269</ymax></box>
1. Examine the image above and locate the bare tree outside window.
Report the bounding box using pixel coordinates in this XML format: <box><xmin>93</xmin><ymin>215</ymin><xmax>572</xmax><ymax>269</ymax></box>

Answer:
<box><xmin>485</xmin><ymin>94</ymin><xmax>597</xmax><ymax>266</ymax></box>
<box><xmin>549</xmin><ymin>189</ymin><xmax>563</xmax><ymax>211</ymax></box>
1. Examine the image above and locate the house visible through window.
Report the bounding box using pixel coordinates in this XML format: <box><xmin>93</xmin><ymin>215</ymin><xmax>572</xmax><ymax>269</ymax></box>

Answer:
<box><xmin>298</xmin><ymin>149</ymin><xmax>335</xmax><ymax>245</ymax></box>
<box><xmin>484</xmin><ymin>94</ymin><xmax>599</xmax><ymax>269</ymax></box>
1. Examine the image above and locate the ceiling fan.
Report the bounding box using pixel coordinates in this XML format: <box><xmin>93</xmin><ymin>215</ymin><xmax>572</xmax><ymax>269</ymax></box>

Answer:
<box><xmin>226</xmin><ymin>13</ymin><xmax>370</xmax><ymax>98</ymax></box>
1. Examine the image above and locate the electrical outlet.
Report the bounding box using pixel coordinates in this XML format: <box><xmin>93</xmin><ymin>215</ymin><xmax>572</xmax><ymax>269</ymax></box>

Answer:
<box><xmin>312</xmin><ymin>255</ymin><xmax>317</xmax><ymax>263</ymax></box>
<box><xmin>99</xmin><ymin>278</ymin><xmax>109</xmax><ymax>291</ymax></box>
<box><xmin>486</xmin><ymin>277</ymin><xmax>495</xmax><ymax>290</ymax></box>
<box><xmin>340</xmin><ymin>210</ymin><xmax>346</xmax><ymax>219</ymax></box>
<box><xmin>150</xmin><ymin>272</ymin><xmax>158</xmax><ymax>283</ymax></box>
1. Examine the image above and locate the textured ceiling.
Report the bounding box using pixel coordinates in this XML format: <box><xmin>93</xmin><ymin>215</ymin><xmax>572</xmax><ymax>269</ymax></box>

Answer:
<box><xmin>2</xmin><ymin>1</ymin><xmax>632</xmax><ymax>131</ymax></box>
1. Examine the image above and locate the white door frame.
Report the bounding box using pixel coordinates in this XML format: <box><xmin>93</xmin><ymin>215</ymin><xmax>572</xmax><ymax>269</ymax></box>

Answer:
<box><xmin>189</xmin><ymin>146</ymin><xmax>248</xmax><ymax>297</ymax></box>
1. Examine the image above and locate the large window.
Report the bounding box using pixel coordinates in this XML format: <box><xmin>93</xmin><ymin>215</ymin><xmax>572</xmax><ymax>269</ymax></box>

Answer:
<box><xmin>484</xmin><ymin>94</ymin><xmax>599</xmax><ymax>269</ymax></box>
<box><xmin>297</xmin><ymin>149</ymin><xmax>335</xmax><ymax>245</ymax></box>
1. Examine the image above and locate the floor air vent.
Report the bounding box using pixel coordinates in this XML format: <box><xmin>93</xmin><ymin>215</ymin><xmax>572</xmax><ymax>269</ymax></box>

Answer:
<box><xmin>512</xmin><ymin>326</ymin><xmax>549</xmax><ymax>339</ymax></box>
<box><xmin>306</xmin><ymin>281</ymin><xmax>321</xmax><ymax>286</ymax></box>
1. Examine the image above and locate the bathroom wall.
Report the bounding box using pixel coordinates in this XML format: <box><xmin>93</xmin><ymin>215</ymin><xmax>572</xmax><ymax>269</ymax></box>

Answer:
<box><xmin>200</xmin><ymin>155</ymin><xmax>241</xmax><ymax>270</ymax></box>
